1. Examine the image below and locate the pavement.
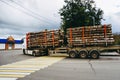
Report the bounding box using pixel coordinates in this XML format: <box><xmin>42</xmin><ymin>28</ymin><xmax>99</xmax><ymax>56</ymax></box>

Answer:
<box><xmin>0</xmin><ymin>50</ymin><xmax>120</xmax><ymax>80</ymax></box>
<box><xmin>0</xmin><ymin>50</ymin><xmax>34</xmax><ymax>66</ymax></box>
<box><xmin>0</xmin><ymin>56</ymin><xmax>65</xmax><ymax>80</ymax></box>
<box><xmin>18</xmin><ymin>56</ymin><xmax>120</xmax><ymax>80</ymax></box>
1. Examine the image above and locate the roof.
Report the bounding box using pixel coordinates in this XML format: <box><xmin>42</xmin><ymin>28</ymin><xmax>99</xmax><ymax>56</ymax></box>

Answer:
<box><xmin>15</xmin><ymin>40</ymin><xmax>23</xmax><ymax>44</ymax></box>
<box><xmin>0</xmin><ymin>39</ymin><xmax>23</xmax><ymax>44</ymax></box>
<box><xmin>7</xmin><ymin>36</ymin><xmax>14</xmax><ymax>41</ymax></box>
<box><xmin>0</xmin><ymin>39</ymin><xmax>7</xmax><ymax>43</ymax></box>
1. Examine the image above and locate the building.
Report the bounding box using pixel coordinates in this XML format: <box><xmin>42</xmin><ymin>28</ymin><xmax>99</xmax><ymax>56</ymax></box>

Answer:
<box><xmin>0</xmin><ymin>36</ymin><xmax>23</xmax><ymax>50</ymax></box>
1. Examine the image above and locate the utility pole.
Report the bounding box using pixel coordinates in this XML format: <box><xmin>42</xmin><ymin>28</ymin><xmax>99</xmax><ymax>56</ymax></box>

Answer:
<box><xmin>90</xmin><ymin>0</ymin><xmax>95</xmax><ymax>26</ymax></box>
<box><xmin>71</xmin><ymin>0</ymin><xmax>73</xmax><ymax>27</ymax></box>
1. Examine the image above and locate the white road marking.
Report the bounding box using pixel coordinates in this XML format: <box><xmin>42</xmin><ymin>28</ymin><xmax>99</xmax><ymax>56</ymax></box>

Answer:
<box><xmin>0</xmin><ymin>68</ymin><xmax>40</xmax><ymax>70</ymax></box>
<box><xmin>0</xmin><ymin>56</ymin><xmax>65</xmax><ymax>80</ymax></box>
<box><xmin>0</xmin><ymin>78</ymin><xmax>17</xmax><ymax>80</ymax></box>
<box><xmin>0</xmin><ymin>72</ymin><xmax>30</xmax><ymax>75</ymax></box>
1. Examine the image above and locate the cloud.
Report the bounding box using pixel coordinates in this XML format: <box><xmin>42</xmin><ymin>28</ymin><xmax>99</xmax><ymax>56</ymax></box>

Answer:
<box><xmin>0</xmin><ymin>0</ymin><xmax>120</xmax><ymax>40</ymax></box>
<box><xmin>111</xmin><ymin>12</ymin><xmax>120</xmax><ymax>32</ymax></box>
<box><xmin>95</xmin><ymin>0</ymin><xmax>120</xmax><ymax>33</ymax></box>
<box><xmin>0</xmin><ymin>0</ymin><xmax>64</xmax><ymax>39</ymax></box>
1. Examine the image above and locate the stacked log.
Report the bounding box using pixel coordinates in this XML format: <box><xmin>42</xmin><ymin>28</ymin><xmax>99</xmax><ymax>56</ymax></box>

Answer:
<box><xmin>66</xmin><ymin>24</ymin><xmax>114</xmax><ymax>47</ymax></box>
<box><xmin>26</xmin><ymin>30</ymin><xmax>60</xmax><ymax>48</ymax></box>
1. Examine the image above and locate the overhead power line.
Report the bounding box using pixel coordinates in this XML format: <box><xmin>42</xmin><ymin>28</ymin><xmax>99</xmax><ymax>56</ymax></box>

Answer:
<box><xmin>10</xmin><ymin>0</ymin><xmax>58</xmax><ymax>24</ymax></box>
<box><xmin>0</xmin><ymin>0</ymin><xmax>57</xmax><ymax>26</ymax></box>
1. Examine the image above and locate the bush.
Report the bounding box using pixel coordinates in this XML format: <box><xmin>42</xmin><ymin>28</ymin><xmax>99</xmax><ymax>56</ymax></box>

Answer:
<box><xmin>113</xmin><ymin>33</ymin><xmax>120</xmax><ymax>45</ymax></box>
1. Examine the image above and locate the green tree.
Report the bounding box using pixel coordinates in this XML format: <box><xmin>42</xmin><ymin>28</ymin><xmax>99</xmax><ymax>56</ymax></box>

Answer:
<box><xmin>59</xmin><ymin>0</ymin><xmax>104</xmax><ymax>32</ymax></box>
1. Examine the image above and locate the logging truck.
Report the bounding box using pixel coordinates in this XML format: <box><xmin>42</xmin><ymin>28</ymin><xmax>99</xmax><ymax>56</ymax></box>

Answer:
<box><xmin>23</xmin><ymin>24</ymin><xmax>120</xmax><ymax>59</ymax></box>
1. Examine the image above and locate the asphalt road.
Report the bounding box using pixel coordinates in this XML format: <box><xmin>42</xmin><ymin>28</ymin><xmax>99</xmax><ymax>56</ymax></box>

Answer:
<box><xmin>18</xmin><ymin>56</ymin><xmax>120</xmax><ymax>80</ymax></box>
<box><xmin>0</xmin><ymin>50</ymin><xmax>120</xmax><ymax>80</ymax></box>
<box><xmin>0</xmin><ymin>50</ymin><xmax>34</xmax><ymax>66</ymax></box>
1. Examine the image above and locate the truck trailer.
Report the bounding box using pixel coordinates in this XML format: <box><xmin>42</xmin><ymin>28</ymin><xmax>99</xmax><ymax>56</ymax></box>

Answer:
<box><xmin>23</xmin><ymin>24</ymin><xmax>120</xmax><ymax>59</ymax></box>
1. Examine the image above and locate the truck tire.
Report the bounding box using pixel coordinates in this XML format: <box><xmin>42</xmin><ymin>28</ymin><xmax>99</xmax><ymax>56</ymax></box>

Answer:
<box><xmin>79</xmin><ymin>50</ymin><xmax>88</xmax><ymax>59</ymax></box>
<box><xmin>90</xmin><ymin>50</ymin><xmax>100</xmax><ymax>59</ymax></box>
<box><xmin>68</xmin><ymin>50</ymin><xmax>77</xmax><ymax>58</ymax></box>
<box><xmin>117</xmin><ymin>49</ymin><xmax>120</xmax><ymax>54</ymax></box>
<box><xmin>45</xmin><ymin>49</ymin><xmax>49</xmax><ymax>56</ymax></box>
<box><xmin>23</xmin><ymin>49</ymin><xmax>26</xmax><ymax>55</ymax></box>
<box><xmin>32</xmin><ymin>51</ymin><xmax>37</xmax><ymax>57</ymax></box>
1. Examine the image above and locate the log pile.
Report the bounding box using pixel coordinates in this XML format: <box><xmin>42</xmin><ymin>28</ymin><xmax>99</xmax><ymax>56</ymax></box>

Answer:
<box><xmin>26</xmin><ymin>24</ymin><xmax>114</xmax><ymax>48</ymax></box>
<box><xmin>26</xmin><ymin>30</ymin><xmax>60</xmax><ymax>48</ymax></box>
<box><xmin>66</xmin><ymin>24</ymin><xmax>114</xmax><ymax>47</ymax></box>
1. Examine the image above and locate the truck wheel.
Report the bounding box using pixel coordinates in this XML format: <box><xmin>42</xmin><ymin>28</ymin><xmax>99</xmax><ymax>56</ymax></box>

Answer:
<box><xmin>90</xmin><ymin>50</ymin><xmax>100</xmax><ymax>59</ymax></box>
<box><xmin>45</xmin><ymin>49</ymin><xmax>49</xmax><ymax>56</ymax></box>
<box><xmin>23</xmin><ymin>49</ymin><xmax>26</xmax><ymax>55</ymax></box>
<box><xmin>79</xmin><ymin>50</ymin><xmax>88</xmax><ymax>59</ymax></box>
<box><xmin>32</xmin><ymin>51</ymin><xmax>37</xmax><ymax>57</ymax></box>
<box><xmin>69</xmin><ymin>51</ymin><xmax>77</xmax><ymax>58</ymax></box>
<box><xmin>117</xmin><ymin>49</ymin><xmax>120</xmax><ymax>54</ymax></box>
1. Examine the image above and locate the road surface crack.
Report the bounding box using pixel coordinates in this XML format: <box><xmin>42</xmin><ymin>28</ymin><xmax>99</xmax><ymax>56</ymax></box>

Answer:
<box><xmin>88</xmin><ymin>59</ymin><xmax>96</xmax><ymax>75</ymax></box>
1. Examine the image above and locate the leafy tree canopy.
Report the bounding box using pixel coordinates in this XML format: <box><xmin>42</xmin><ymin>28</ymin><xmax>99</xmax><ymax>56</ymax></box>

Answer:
<box><xmin>59</xmin><ymin>0</ymin><xmax>104</xmax><ymax>32</ymax></box>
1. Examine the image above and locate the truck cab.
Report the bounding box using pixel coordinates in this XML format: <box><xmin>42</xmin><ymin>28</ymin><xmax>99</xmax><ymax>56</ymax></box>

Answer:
<box><xmin>22</xmin><ymin>37</ymin><xmax>48</xmax><ymax>56</ymax></box>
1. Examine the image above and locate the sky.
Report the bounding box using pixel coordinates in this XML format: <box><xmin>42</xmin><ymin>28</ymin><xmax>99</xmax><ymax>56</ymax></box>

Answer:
<box><xmin>0</xmin><ymin>0</ymin><xmax>120</xmax><ymax>39</ymax></box>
